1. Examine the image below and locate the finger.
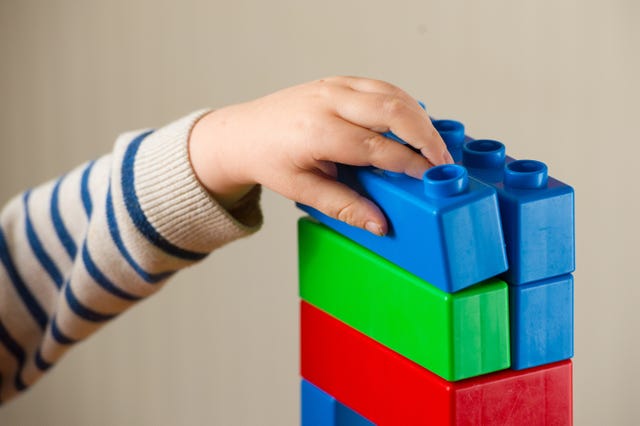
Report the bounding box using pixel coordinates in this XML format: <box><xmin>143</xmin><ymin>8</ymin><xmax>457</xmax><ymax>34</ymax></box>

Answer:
<box><xmin>329</xmin><ymin>87</ymin><xmax>452</xmax><ymax>166</ymax></box>
<box><xmin>314</xmin><ymin>122</ymin><xmax>432</xmax><ymax>179</ymax></box>
<box><xmin>293</xmin><ymin>171</ymin><xmax>388</xmax><ymax>236</ymax></box>
<box><xmin>327</xmin><ymin>76</ymin><xmax>425</xmax><ymax>113</ymax></box>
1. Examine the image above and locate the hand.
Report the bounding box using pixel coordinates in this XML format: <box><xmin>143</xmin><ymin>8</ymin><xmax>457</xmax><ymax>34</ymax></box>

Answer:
<box><xmin>188</xmin><ymin>76</ymin><xmax>452</xmax><ymax>235</ymax></box>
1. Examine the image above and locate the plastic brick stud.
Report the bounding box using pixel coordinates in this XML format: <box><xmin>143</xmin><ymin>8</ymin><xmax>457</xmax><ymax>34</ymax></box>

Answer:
<box><xmin>422</xmin><ymin>164</ymin><xmax>469</xmax><ymax>198</ymax></box>
<box><xmin>462</xmin><ymin>139</ymin><xmax>506</xmax><ymax>171</ymax></box>
<box><xmin>298</xmin><ymin>217</ymin><xmax>510</xmax><ymax>381</ymax></box>
<box><xmin>504</xmin><ymin>159</ymin><xmax>548</xmax><ymax>189</ymax></box>
<box><xmin>301</xmin><ymin>380</ymin><xmax>374</xmax><ymax>426</ymax></box>
<box><xmin>432</xmin><ymin>119</ymin><xmax>466</xmax><ymax>162</ymax></box>
<box><xmin>301</xmin><ymin>301</ymin><xmax>573</xmax><ymax>426</ymax></box>
<box><xmin>297</xmin><ymin>165</ymin><xmax>507</xmax><ymax>293</ymax></box>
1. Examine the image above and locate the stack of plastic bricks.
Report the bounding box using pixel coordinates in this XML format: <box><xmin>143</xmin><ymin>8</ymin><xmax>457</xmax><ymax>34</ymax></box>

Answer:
<box><xmin>296</xmin><ymin>116</ymin><xmax>575</xmax><ymax>425</ymax></box>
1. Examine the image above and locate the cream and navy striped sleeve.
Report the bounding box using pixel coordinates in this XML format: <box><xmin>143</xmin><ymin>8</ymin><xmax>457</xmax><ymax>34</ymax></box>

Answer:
<box><xmin>0</xmin><ymin>110</ymin><xmax>263</xmax><ymax>403</ymax></box>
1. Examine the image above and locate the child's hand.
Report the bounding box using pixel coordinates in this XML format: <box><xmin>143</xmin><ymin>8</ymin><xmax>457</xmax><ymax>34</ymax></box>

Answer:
<box><xmin>189</xmin><ymin>76</ymin><xmax>452</xmax><ymax>235</ymax></box>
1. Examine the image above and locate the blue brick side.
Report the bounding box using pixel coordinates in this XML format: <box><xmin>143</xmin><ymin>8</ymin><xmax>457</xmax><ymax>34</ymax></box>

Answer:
<box><xmin>509</xmin><ymin>274</ymin><xmax>574</xmax><ymax>370</ymax></box>
<box><xmin>297</xmin><ymin>164</ymin><xmax>507</xmax><ymax>293</ymax></box>
<box><xmin>301</xmin><ymin>380</ymin><xmax>374</xmax><ymax>426</ymax></box>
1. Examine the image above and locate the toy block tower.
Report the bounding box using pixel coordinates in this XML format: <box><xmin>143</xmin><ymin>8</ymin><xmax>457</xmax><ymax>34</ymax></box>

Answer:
<box><xmin>297</xmin><ymin>115</ymin><xmax>574</xmax><ymax>425</ymax></box>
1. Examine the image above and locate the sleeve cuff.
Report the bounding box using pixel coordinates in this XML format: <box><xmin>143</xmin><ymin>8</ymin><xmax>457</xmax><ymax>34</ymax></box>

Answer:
<box><xmin>124</xmin><ymin>110</ymin><xmax>263</xmax><ymax>255</ymax></box>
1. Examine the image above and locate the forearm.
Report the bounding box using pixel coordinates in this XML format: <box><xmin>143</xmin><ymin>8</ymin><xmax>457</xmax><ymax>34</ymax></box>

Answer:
<box><xmin>0</xmin><ymin>110</ymin><xmax>262</xmax><ymax>402</ymax></box>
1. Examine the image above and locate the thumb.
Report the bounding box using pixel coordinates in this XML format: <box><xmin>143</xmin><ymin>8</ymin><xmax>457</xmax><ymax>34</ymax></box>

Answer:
<box><xmin>293</xmin><ymin>172</ymin><xmax>387</xmax><ymax>236</ymax></box>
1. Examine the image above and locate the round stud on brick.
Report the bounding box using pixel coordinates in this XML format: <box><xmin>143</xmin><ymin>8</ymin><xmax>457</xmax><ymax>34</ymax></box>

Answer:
<box><xmin>463</xmin><ymin>139</ymin><xmax>506</xmax><ymax>169</ymax></box>
<box><xmin>423</xmin><ymin>164</ymin><xmax>469</xmax><ymax>198</ymax></box>
<box><xmin>504</xmin><ymin>159</ymin><xmax>548</xmax><ymax>189</ymax></box>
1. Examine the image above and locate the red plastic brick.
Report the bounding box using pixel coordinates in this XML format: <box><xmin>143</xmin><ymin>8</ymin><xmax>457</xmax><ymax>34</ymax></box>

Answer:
<box><xmin>301</xmin><ymin>302</ymin><xmax>572</xmax><ymax>425</ymax></box>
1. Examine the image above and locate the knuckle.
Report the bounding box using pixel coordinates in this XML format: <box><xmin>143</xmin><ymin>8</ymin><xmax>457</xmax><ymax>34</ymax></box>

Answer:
<box><xmin>334</xmin><ymin>196</ymin><xmax>361</xmax><ymax>225</ymax></box>
<box><xmin>323</xmin><ymin>75</ymin><xmax>341</xmax><ymax>83</ymax></box>
<box><xmin>293</xmin><ymin>114</ymin><xmax>315</xmax><ymax>137</ymax></box>
<box><xmin>363</xmin><ymin>133</ymin><xmax>387</xmax><ymax>152</ymax></box>
<box><xmin>363</xmin><ymin>134</ymin><xmax>396</xmax><ymax>165</ymax></box>
<box><xmin>382</xmin><ymin>96</ymin><xmax>408</xmax><ymax>118</ymax></box>
<box><xmin>377</xmin><ymin>79</ymin><xmax>401</xmax><ymax>94</ymax></box>
<box><xmin>315</xmin><ymin>82</ymin><xmax>334</xmax><ymax>99</ymax></box>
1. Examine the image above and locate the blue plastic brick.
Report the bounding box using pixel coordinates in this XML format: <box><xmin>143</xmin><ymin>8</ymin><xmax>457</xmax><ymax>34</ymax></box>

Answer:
<box><xmin>510</xmin><ymin>274</ymin><xmax>574</xmax><ymax>370</ymax></box>
<box><xmin>301</xmin><ymin>380</ymin><xmax>374</xmax><ymax>426</ymax></box>
<box><xmin>461</xmin><ymin>139</ymin><xmax>575</xmax><ymax>285</ymax></box>
<box><xmin>297</xmin><ymin>164</ymin><xmax>508</xmax><ymax>293</ymax></box>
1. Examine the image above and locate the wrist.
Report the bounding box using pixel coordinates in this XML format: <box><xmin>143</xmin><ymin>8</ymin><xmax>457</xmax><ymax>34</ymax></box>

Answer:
<box><xmin>188</xmin><ymin>109</ymin><xmax>255</xmax><ymax>209</ymax></box>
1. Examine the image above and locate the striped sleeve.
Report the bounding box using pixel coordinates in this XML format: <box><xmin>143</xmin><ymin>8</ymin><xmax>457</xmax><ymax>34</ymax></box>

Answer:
<box><xmin>0</xmin><ymin>110</ymin><xmax>263</xmax><ymax>403</ymax></box>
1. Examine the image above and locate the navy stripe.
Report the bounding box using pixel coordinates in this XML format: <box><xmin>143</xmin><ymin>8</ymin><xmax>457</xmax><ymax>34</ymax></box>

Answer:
<box><xmin>51</xmin><ymin>176</ymin><xmax>78</xmax><ymax>260</ymax></box>
<box><xmin>34</xmin><ymin>348</ymin><xmax>52</xmax><ymax>371</ymax></box>
<box><xmin>64</xmin><ymin>282</ymin><xmax>117</xmax><ymax>323</ymax></box>
<box><xmin>0</xmin><ymin>228</ymin><xmax>48</xmax><ymax>331</ymax></box>
<box><xmin>106</xmin><ymin>185</ymin><xmax>173</xmax><ymax>284</ymax></box>
<box><xmin>50</xmin><ymin>317</ymin><xmax>76</xmax><ymax>345</ymax></box>
<box><xmin>24</xmin><ymin>191</ymin><xmax>64</xmax><ymax>289</ymax></box>
<box><xmin>121</xmin><ymin>131</ymin><xmax>207</xmax><ymax>261</ymax></box>
<box><xmin>81</xmin><ymin>160</ymin><xmax>95</xmax><ymax>218</ymax></box>
<box><xmin>0</xmin><ymin>320</ymin><xmax>27</xmax><ymax>391</ymax></box>
<box><xmin>82</xmin><ymin>243</ymin><xmax>141</xmax><ymax>301</ymax></box>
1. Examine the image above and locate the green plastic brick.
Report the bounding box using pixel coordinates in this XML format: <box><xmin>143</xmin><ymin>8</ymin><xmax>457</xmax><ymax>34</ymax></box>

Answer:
<box><xmin>298</xmin><ymin>217</ymin><xmax>510</xmax><ymax>381</ymax></box>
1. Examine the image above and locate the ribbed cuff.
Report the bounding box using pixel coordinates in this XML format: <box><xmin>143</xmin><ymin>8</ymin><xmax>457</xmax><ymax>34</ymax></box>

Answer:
<box><xmin>131</xmin><ymin>110</ymin><xmax>263</xmax><ymax>254</ymax></box>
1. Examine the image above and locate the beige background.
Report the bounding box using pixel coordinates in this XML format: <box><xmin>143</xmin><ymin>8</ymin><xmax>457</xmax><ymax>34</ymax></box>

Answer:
<box><xmin>0</xmin><ymin>0</ymin><xmax>638</xmax><ymax>424</ymax></box>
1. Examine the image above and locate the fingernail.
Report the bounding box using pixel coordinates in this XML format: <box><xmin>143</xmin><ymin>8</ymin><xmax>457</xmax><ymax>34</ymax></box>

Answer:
<box><xmin>365</xmin><ymin>221</ymin><xmax>384</xmax><ymax>236</ymax></box>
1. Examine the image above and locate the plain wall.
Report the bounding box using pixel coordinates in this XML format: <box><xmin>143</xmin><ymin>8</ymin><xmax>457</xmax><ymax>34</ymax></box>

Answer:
<box><xmin>0</xmin><ymin>0</ymin><xmax>638</xmax><ymax>424</ymax></box>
